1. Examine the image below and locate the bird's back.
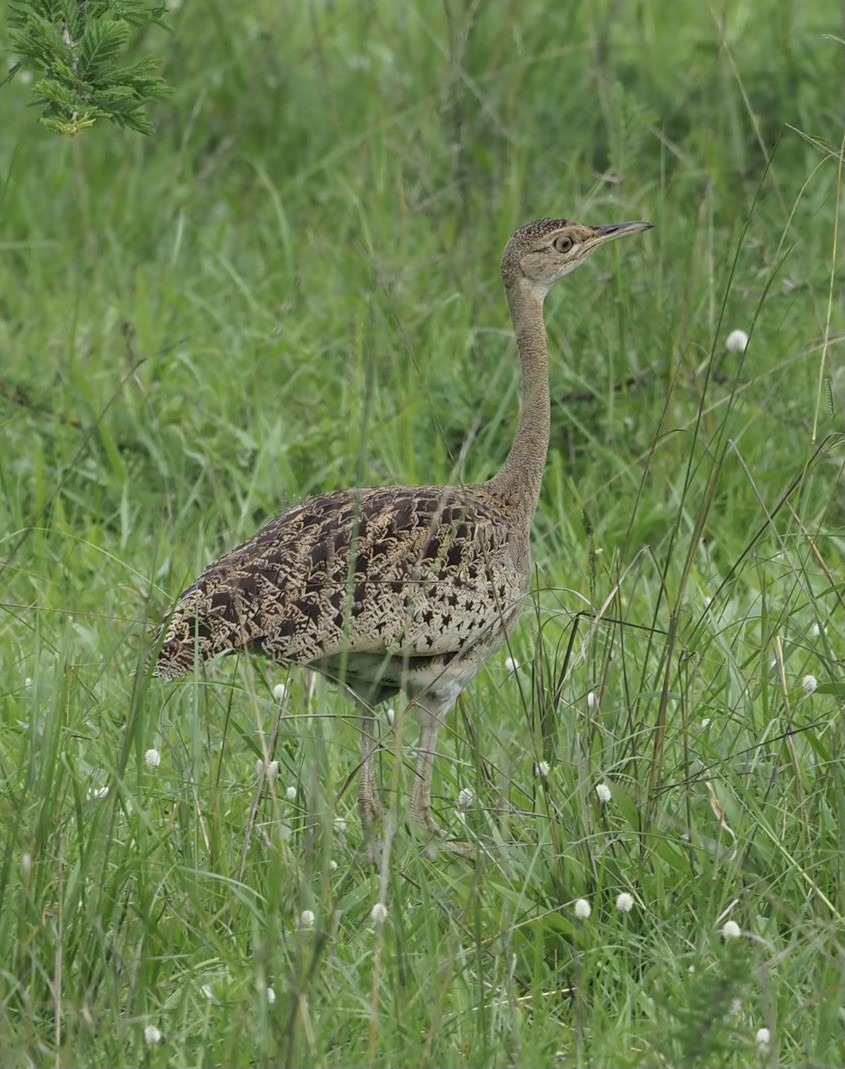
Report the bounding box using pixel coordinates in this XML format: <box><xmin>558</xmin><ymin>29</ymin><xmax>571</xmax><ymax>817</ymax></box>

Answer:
<box><xmin>153</xmin><ymin>484</ymin><xmax>528</xmax><ymax>688</ymax></box>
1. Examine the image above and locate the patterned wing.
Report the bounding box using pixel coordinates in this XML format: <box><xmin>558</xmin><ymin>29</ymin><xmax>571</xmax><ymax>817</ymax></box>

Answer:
<box><xmin>151</xmin><ymin>485</ymin><xmax>521</xmax><ymax>679</ymax></box>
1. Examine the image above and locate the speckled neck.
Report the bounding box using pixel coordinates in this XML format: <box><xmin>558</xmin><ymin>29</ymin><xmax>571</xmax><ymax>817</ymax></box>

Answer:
<box><xmin>487</xmin><ymin>281</ymin><xmax>550</xmax><ymax>523</ymax></box>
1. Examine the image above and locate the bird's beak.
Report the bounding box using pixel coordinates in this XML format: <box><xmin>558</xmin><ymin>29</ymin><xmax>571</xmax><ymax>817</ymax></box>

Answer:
<box><xmin>593</xmin><ymin>221</ymin><xmax>653</xmax><ymax>245</ymax></box>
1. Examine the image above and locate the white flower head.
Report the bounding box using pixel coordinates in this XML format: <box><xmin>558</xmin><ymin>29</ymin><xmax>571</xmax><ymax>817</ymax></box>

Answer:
<box><xmin>586</xmin><ymin>690</ymin><xmax>597</xmax><ymax>710</ymax></box>
<box><xmin>285</xmin><ymin>785</ymin><xmax>297</xmax><ymax>801</ymax></box>
<box><xmin>810</xmin><ymin>622</ymin><xmax>822</xmax><ymax>638</ymax></box>
<box><xmin>616</xmin><ymin>892</ymin><xmax>634</xmax><ymax>913</ymax></box>
<box><xmin>297</xmin><ymin>909</ymin><xmax>315</xmax><ymax>929</ymax></box>
<box><xmin>801</xmin><ymin>674</ymin><xmax>817</xmax><ymax>695</ymax></box>
<box><xmin>334</xmin><ymin>817</ymin><xmax>347</xmax><ymax>833</ymax></box>
<box><xmin>573</xmin><ymin>898</ymin><xmax>591</xmax><ymax>919</ymax></box>
<box><xmin>457</xmin><ymin>787</ymin><xmax>474</xmax><ymax>810</ymax></box>
<box><xmin>721</xmin><ymin>919</ymin><xmax>741</xmax><ymax>940</ymax></box>
<box><xmin>370</xmin><ymin>901</ymin><xmax>388</xmax><ymax>925</ymax></box>
<box><xmin>328</xmin><ymin>859</ymin><xmax>338</xmax><ymax>871</ymax></box>
<box><xmin>535</xmin><ymin>760</ymin><xmax>550</xmax><ymax>779</ymax></box>
<box><xmin>725</xmin><ymin>329</ymin><xmax>749</xmax><ymax>352</ymax></box>
<box><xmin>755</xmin><ymin>1027</ymin><xmax>770</xmax><ymax>1050</ymax></box>
<box><xmin>385</xmin><ymin>706</ymin><xmax>395</xmax><ymax>726</ymax></box>
<box><xmin>266</xmin><ymin>985</ymin><xmax>276</xmax><ymax>1005</ymax></box>
<box><xmin>144</xmin><ymin>748</ymin><xmax>161</xmax><ymax>769</ymax></box>
<box><xmin>595</xmin><ymin>782</ymin><xmax>611</xmax><ymax>803</ymax></box>
<box><xmin>143</xmin><ymin>1024</ymin><xmax>162</xmax><ymax>1045</ymax></box>
<box><xmin>504</xmin><ymin>656</ymin><xmax>518</xmax><ymax>671</ymax></box>
<box><xmin>256</xmin><ymin>758</ymin><xmax>280</xmax><ymax>780</ymax></box>
<box><xmin>24</xmin><ymin>677</ymin><xmax>32</xmax><ymax>688</ymax></box>
<box><xmin>272</xmin><ymin>682</ymin><xmax>287</xmax><ymax>702</ymax></box>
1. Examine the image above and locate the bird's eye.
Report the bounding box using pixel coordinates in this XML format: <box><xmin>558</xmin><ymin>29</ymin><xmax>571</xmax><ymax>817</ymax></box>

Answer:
<box><xmin>552</xmin><ymin>234</ymin><xmax>574</xmax><ymax>254</ymax></box>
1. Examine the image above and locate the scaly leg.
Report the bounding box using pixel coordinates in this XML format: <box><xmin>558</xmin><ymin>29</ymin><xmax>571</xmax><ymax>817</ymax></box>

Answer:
<box><xmin>410</xmin><ymin>693</ymin><xmax>472</xmax><ymax>857</ymax></box>
<box><xmin>356</xmin><ymin>697</ymin><xmax>383</xmax><ymax>845</ymax></box>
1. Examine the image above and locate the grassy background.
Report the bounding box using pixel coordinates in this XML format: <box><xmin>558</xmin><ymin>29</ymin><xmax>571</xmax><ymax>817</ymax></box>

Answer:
<box><xmin>1</xmin><ymin>2</ymin><xmax>843</xmax><ymax>1066</ymax></box>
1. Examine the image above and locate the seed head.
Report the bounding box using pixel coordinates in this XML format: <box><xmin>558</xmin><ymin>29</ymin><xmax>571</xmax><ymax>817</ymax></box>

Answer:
<box><xmin>725</xmin><ymin>329</ymin><xmax>749</xmax><ymax>352</ymax></box>
<box><xmin>144</xmin><ymin>748</ymin><xmax>161</xmax><ymax>769</ymax></box>
<box><xmin>755</xmin><ymin>1027</ymin><xmax>770</xmax><ymax>1050</ymax></box>
<box><xmin>370</xmin><ymin>901</ymin><xmax>388</xmax><ymax>924</ymax></box>
<box><xmin>285</xmin><ymin>785</ymin><xmax>297</xmax><ymax>801</ymax></box>
<box><xmin>457</xmin><ymin>787</ymin><xmax>474</xmax><ymax>810</ymax></box>
<box><xmin>256</xmin><ymin>758</ymin><xmax>280</xmax><ymax>780</ymax></box>
<box><xmin>535</xmin><ymin>760</ymin><xmax>550</xmax><ymax>779</ymax></box>
<box><xmin>721</xmin><ymin>919</ymin><xmax>741</xmax><ymax>940</ymax></box>
<box><xmin>573</xmin><ymin>898</ymin><xmax>591</xmax><ymax>919</ymax></box>
<box><xmin>615</xmin><ymin>892</ymin><xmax>634</xmax><ymax>913</ymax></box>
<box><xmin>143</xmin><ymin>1024</ymin><xmax>162</xmax><ymax>1045</ymax></box>
<box><xmin>297</xmin><ymin>909</ymin><xmax>315</xmax><ymax>929</ymax></box>
<box><xmin>595</xmin><ymin>782</ymin><xmax>611</xmax><ymax>803</ymax></box>
<box><xmin>272</xmin><ymin>682</ymin><xmax>287</xmax><ymax>701</ymax></box>
<box><xmin>801</xmin><ymin>674</ymin><xmax>817</xmax><ymax>695</ymax></box>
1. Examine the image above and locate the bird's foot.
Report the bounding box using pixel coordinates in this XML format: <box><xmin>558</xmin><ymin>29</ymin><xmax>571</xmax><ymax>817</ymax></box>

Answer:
<box><xmin>412</xmin><ymin>807</ymin><xmax>473</xmax><ymax>858</ymax></box>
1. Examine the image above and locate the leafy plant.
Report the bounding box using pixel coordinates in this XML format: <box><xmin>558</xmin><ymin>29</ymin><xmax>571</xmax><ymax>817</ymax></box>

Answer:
<box><xmin>6</xmin><ymin>0</ymin><xmax>171</xmax><ymax>134</ymax></box>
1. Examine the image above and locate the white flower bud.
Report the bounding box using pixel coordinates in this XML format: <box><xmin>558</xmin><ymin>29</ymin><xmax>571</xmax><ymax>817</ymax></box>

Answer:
<box><xmin>457</xmin><ymin>787</ymin><xmax>474</xmax><ymax>809</ymax></box>
<box><xmin>725</xmin><ymin>329</ymin><xmax>748</xmax><ymax>352</ymax></box>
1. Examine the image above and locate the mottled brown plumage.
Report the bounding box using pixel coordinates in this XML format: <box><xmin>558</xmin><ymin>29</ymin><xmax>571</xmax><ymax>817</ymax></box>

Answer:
<box><xmin>156</xmin><ymin>485</ymin><xmax>524</xmax><ymax>688</ymax></box>
<box><xmin>151</xmin><ymin>215</ymin><xmax>651</xmax><ymax>854</ymax></box>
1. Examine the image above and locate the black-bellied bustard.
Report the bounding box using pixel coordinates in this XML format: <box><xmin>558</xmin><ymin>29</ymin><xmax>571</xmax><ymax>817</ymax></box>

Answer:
<box><xmin>151</xmin><ymin>216</ymin><xmax>651</xmax><ymax>854</ymax></box>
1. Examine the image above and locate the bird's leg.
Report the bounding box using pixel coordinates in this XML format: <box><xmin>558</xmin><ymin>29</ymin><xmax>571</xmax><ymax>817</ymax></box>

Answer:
<box><xmin>356</xmin><ymin>698</ymin><xmax>383</xmax><ymax>851</ymax></box>
<box><xmin>410</xmin><ymin>695</ymin><xmax>472</xmax><ymax>857</ymax></box>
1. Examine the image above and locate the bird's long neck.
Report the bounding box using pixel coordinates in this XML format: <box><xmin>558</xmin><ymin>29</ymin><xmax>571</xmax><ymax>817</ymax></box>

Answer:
<box><xmin>487</xmin><ymin>281</ymin><xmax>550</xmax><ymax>522</ymax></box>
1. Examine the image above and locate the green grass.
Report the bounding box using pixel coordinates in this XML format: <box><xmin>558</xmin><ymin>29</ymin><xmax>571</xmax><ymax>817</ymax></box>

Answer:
<box><xmin>1</xmin><ymin>2</ymin><xmax>843</xmax><ymax>1066</ymax></box>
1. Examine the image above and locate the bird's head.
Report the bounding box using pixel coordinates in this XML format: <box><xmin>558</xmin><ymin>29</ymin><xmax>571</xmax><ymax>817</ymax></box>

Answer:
<box><xmin>501</xmin><ymin>216</ymin><xmax>652</xmax><ymax>297</ymax></box>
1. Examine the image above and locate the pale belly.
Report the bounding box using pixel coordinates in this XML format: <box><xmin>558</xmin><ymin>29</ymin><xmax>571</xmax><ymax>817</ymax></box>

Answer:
<box><xmin>313</xmin><ymin>578</ymin><xmax>523</xmax><ymax>705</ymax></box>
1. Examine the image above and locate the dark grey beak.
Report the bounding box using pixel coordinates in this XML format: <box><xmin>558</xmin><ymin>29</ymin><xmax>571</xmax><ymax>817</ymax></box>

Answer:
<box><xmin>594</xmin><ymin>221</ymin><xmax>654</xmax><ymax>243</ymax></box>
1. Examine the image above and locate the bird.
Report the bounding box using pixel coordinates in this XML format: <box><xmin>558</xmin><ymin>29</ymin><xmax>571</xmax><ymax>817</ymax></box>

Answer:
<box><xmin>150</xmin><ymin>215</ymin><xmax>652</xmax><ymax>855</ymax></box>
